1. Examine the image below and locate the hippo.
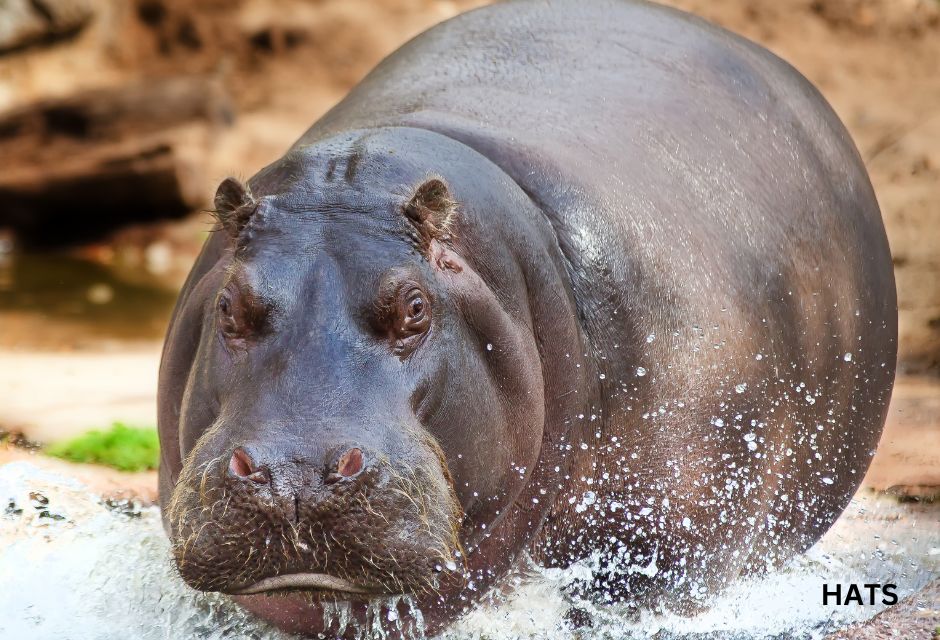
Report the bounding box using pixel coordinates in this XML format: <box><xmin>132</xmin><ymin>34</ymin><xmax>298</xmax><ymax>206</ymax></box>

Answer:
<box><xmin>157</xmin><ymin>0</ymin><xmax>897</xmax><ymax>636</ymax></box>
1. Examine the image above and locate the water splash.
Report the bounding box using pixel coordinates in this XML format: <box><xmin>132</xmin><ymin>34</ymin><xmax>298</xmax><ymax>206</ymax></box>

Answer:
<box><xmin>447</xmin><ymin>496</ymin><xmax>939</xmax><ymax>640</ymax></box>
<box><xmin>319</xmin><ymin>596</ymin><xmax>425</xmax><ymax>640</ymax></box>
<box><xmin>0</xmin><ymin>462</ymin><xmax>290</xmax><ymax>640</ymax></box>
<box><xmin>1</xmin><ymin>462</ymin><xmax>936</xmax><ymax>640</ymax></box>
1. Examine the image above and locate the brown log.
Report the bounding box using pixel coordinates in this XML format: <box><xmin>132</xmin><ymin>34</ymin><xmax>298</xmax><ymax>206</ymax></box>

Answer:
<box><xmin>0</xmin><ymin>75</ymin><xmax>232</xmax><ymax>246</ymax></box>
<box><xmin>0</xmin><ymin>75</ymin><xmax>232</xmax><ymax>156</ymax></box>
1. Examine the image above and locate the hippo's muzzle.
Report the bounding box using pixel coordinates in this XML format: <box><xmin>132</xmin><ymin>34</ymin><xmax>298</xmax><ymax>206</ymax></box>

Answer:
<box><xmin>165</xmin><ymin>422</ymin><xmax>463</xmax><ymax>600</ymax></box>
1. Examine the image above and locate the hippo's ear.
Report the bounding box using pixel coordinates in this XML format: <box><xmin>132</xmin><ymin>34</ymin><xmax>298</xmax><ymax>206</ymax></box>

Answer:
<box><xmin>213</xmin><ymin>177</ymin><xmax>256</xmax><ymax>238</ymax></box>
<box><xmin>402</xmin><ymin>177</ymin><xmax>456</xmax><ymax>250</ymax></box>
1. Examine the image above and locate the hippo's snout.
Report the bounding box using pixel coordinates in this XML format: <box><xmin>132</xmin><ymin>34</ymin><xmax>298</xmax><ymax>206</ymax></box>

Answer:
<box><xmin>166</xmin><ymin>428</ymin><xmax>463</xmax><ymax>598</ymax></box>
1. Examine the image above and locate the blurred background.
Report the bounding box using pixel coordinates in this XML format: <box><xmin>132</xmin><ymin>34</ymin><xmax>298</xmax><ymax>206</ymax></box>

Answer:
<box><xmin>0</xmin><ymin>0</ymin><xmax>937</xmax><ymax>502</ymax></box>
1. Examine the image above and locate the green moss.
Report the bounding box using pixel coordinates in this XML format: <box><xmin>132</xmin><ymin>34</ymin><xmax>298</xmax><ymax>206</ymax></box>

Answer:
<box><xmin>45</xmin><ymin>423</ymin><xmax>159</xmax><ymax>472</ymax></box>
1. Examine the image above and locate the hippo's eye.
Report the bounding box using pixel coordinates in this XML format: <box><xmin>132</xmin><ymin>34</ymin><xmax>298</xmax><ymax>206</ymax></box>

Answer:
<box><xmin>408</xmin><ymin>295</ymin><xmax>425</xmax><ymax>320</ymax></box>
<box><xmin>218</xmin><ymin>291</ymin><xmax>239</xmax><ymax>338</ymax></box>
<box><xmin>398</xmin><ymin>287</ymin><xmax>431</xmax><ymax>337</ymax></box>
<box><xmin>216</xmin><ymin>285</ymin><xmax>269</xmax><ymax>350</ymax></box>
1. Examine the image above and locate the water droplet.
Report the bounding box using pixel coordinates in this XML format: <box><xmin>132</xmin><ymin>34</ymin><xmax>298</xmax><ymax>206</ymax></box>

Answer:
<box><xmin>843</xmin><ymin>352</ymin><xmax>852</xmax><ymax>362</ymax></box>
<box><xmin>735</xmin><ymin>383</ymin><xmax>747</xmax><ymax>393</ymax></box>
<box><xmin>636</xmin><ymin>367</ymin><xmax>647</xmax><ymax>377</ymax></box>
<box><xmin>486</xmin><ymin>343</ymin><xmax>493</xmax><ymax>351</ymax></box>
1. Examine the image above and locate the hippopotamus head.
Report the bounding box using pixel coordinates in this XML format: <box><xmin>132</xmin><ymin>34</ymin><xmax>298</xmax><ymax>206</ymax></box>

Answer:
<box><xmin>159</xmin><ymin>128</ymin><xmax>591</xmax><ymax>634</ymax></box>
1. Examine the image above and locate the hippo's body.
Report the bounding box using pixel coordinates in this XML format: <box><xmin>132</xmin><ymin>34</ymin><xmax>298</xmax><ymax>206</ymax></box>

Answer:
<box><xmin>158</xmin><ymin>1</ymin><xmax>897</xmax><ymax>635</ymax></box>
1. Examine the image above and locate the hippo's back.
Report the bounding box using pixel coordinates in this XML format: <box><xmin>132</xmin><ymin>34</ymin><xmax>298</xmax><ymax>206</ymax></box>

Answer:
<box><xmin>303</xmin><ymin>0</ymin><xmax>893</xmax><ymax>330</ymax></box>
<box><xmin>303</xmin><ymin>0</ymin><xmax>895</xmax><ymax>378</ymax></box>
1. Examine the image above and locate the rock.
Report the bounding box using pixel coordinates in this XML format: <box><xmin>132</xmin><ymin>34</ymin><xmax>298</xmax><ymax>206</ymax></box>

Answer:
<box><xmin>0</xmin><ymin>0</ymin><xmax>94</xmax><ymax>54</ymax></box>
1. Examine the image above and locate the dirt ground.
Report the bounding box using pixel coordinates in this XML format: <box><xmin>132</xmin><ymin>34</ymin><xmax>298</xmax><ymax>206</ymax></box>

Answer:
<box><xmin>826</xmin><ymin>578</ymin><xmax>940</xmax><ymax>640</ymax></box>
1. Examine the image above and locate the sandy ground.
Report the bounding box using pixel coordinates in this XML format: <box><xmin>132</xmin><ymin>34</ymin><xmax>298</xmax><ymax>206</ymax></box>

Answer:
<box><xmin>0</xmin><ymin>445</ymin><xmax>159</xmax><ymax>503</ymax></box>
<box><xmin>0</xmin><ymin>344</ymin><xmax>161</xmax><ymax>443</ymax></box>
<box><xmin>863</xmin><ymin>375</ymin><xmax>940</xmax><ymax>495</ymax></box>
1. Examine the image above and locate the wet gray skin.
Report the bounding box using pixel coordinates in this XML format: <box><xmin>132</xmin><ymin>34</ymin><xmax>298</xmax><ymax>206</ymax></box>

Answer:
<box><xmin>158</xmin><ymin>0</ymin><xmax>897</xmax><ymax>636</ymax></box>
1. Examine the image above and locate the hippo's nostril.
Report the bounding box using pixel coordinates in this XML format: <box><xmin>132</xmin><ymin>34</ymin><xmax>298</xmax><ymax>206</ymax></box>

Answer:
<box><xmin>336</xmin><ymin>447</ymin><xmax>364</xmax><ymax>478</ymax></box>
<box><xmin>229</xmin><ymin>448</ymin><xmax>268</xmax><ymax>484</ymax></box>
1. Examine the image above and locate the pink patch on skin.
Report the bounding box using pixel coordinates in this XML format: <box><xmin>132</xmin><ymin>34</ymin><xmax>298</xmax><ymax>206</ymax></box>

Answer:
<box><xmin>430</xmin><ymin>240</ymin><xmax>463</xmax><ymax>273</ymax></box>
<box><xmin>337</xmin><ymin>447</ymin><xmax>364</xmax><ymax>478</ymax></box>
